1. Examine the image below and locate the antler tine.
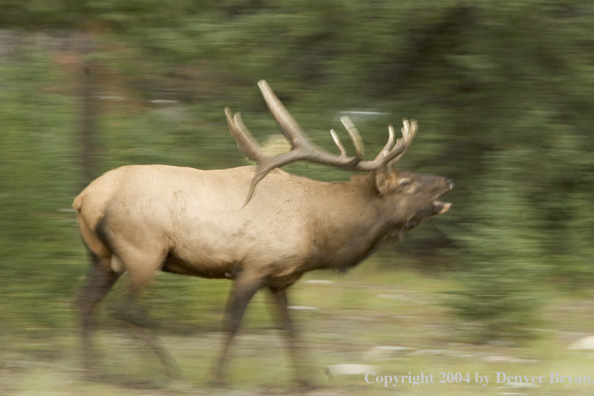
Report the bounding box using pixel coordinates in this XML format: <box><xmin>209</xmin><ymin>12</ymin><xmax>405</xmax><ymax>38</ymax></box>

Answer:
<box><xmin>354</xmin><ymin>118</ymin><xmax>417</xmax><ymax>171</ymax></box>
<box><xmin>339</xmin><ymin>116</ymin><xmax>365</xmax><ymax>158</ymax></box>
<box><xmin>245</xmin><ymin>151</ymin><xmax>299</xmax><ymax>206</ymax></box>
<box><xmin>381</xmin><ymin>125</ymin><xmax>396</xmax><ymax>158</ymax></box>
<box><xmin>330</xmin><ymin>129</ymin><xmax>348</xmax><ymax>157</ymax></box>
<box><xmin>225</xmin><ymin>107</ymin><xmax>263</xmax><ymax>162</ymax></box>
<box><xmin>258</xmin><ymin>80</ymin><xmax>305</xmax><ymax>147</ymax></box>
<box><xmin>387</xmin><ymin>119</ymin><xmax>417</xmax><ymax>165</ymax></box>
<box><xmin>226</xmin><ymin>106</ymin><xmax>289</xmax><ymax>205</ymax></box>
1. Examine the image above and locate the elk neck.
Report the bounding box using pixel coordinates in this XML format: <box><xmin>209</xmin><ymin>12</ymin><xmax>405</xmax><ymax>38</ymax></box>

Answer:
<box><xmin>303</xmin><ymin>173</ymin><xmax>397</xmax><ymax>273</ymax></box>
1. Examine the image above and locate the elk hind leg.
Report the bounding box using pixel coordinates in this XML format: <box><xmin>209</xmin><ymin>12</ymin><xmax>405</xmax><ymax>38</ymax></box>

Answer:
<box><xmin>76</xmin><ymin>253</ymin><xmax>121</xmax><ymax>370</ymax></box>
<box><xmin>116</xmin><ymin>252</ymin><xmax>181</xmax><ymax>378</ymax></box>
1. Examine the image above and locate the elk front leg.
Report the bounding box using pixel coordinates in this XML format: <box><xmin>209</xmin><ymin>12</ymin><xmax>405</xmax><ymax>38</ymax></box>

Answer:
<box><xmin>268</xmin><ymin>286</ymin><xmax>312</xmax><ymax>388</ymax></box>
<box><xmin>212</xmin><ymin>274</ymin><xmax>263</xmax><ymax>384</ymax></box>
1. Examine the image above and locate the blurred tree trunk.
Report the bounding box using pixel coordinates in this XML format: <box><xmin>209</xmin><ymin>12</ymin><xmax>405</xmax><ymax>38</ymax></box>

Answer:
<box><xmin>78</xmin><ymin>35</ymin><xmax>97</xmax><ymax>191</ymax></box>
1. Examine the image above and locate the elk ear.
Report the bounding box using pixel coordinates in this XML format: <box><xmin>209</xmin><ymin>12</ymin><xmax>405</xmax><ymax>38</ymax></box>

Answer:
<box><xmin>374</xmin><ymin>170</ymin><xmax>398</xmax><ymax>195</ymax></box>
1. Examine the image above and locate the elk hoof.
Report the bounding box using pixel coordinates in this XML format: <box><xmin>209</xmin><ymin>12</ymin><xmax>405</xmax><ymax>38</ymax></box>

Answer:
<box><xmin>208</xmin><ymin>377</ymin><xmax>229</xmax><ymax>388</ymax></box>
<box><xmin>165</xmin><ymin>366</ymin><xmax>183</xmax><ymax>381</ymax></box>
<box><xmin>295</xmin><ymin>378</ymin><xmax>317</xmax><ymax>392</ymax></box>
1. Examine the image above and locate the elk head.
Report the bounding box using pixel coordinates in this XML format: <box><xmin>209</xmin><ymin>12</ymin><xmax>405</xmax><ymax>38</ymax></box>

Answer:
<box><xmin>372</xmin><ymin>169</ymin><xmax>453</xmax><ymax>237</ymax></box>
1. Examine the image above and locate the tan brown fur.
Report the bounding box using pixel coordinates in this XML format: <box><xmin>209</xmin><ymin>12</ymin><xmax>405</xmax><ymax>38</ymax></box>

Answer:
<box><xmin>77</xmin><ymin>165</ymin><xmax>447</xmax><ymax>282</ymax></box>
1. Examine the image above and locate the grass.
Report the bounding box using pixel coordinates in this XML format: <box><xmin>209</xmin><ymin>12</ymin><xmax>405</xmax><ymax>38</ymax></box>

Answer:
<box><xmin>2</xmin><ymin>262</ymin><xmax>594</xmax><ymax>395</ymax></box>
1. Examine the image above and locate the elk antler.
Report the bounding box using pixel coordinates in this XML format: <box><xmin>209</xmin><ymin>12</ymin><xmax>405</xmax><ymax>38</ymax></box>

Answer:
<box><xmin>225</xmin><ymin>80</ymin><xmax>417</xmax><ymax>205</ymax></box>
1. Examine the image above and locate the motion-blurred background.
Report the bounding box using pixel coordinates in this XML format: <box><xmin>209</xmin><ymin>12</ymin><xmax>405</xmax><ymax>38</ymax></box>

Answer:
<box><xmin>1</xmin><ymin>1</ymin><xmax>594</xmax><ymax>394</ymax></box>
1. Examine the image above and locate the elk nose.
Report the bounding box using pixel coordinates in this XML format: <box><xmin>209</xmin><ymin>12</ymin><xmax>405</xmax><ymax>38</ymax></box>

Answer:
<box><xmin>446</xmin><ymin>179</ymin><xmax>454</xmax><ymax>190</ymax></box>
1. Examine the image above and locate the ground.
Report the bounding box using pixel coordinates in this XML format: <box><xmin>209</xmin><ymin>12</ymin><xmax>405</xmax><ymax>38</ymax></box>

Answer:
<box><xmin>2</xmin><ymin>264</ymin><xmax>594</xmax><ymax>396</ymax></box>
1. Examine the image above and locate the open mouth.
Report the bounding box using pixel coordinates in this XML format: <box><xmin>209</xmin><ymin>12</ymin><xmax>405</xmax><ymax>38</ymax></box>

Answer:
<box><xmin>433</xmin><ymin>180</ymin><xmax>454</xmax><ymax>215</ymax></box>
<box><xmin>433</xmin><ymin>201</ymin><xmax>452</xmax><ymax>215</ymax></box>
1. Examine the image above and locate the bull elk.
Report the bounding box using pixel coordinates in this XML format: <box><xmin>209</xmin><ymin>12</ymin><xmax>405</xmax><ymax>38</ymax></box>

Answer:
<box><xmin>74</xmin><ymin>80</ymin><xmax>453</xmax><ymax>385</ymax></box>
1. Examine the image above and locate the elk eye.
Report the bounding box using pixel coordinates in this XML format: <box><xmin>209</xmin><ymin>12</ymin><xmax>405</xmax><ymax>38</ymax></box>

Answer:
<box><xmin>399</xmin><ymin>180</ymin><xmax>412</xmax><ymax>189</ymax></box>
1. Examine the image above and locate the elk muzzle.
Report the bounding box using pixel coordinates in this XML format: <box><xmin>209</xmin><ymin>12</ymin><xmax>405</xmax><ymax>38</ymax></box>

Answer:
<box><xmin>433</xmin><ymin>179</ymin><xmax>454</xmax><ymax>215</ymax></box>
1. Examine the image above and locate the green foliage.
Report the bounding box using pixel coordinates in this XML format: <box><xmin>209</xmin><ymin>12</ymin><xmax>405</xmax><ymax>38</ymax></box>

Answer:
<box><xmin>0</xmin><ymin>46</ymin><xmax>81</xmax><ymax>329</ymax></box>
<box><xmin>446</xmin><ymin>149</ymin><xmax>546</xmax><ymax>342</ymax></box>
<box><xmin>536</xmin><ymin>132</ymin><xmax>594</xmax><ymax>285</ymax></box>
<box><xmin>1</xmin><ymin>0</ymin><xmax>594</xmax><ymax>343</ymax></box>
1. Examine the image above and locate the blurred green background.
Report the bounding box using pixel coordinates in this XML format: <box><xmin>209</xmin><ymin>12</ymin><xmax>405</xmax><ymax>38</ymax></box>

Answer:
<box><xmin>1</xmin><ymin>1</ymin><xmax>594</xmax><ymax>394</ymax></box>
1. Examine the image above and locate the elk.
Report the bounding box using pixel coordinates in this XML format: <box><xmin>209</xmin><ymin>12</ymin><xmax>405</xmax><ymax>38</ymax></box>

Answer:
<box><xmin>74</xmin><ymin>80</ymin><xmax>453</xmax><ymax>385</ymax></box>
